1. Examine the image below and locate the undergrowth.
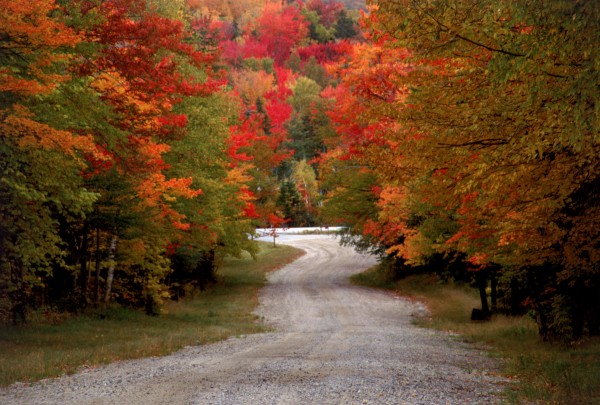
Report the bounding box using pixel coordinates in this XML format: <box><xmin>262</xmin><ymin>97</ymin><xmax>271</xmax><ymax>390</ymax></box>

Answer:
<box><xmin>0</xmin><ymin>242</ymin><xmax>303</xmax><ymax>387</ymax></box>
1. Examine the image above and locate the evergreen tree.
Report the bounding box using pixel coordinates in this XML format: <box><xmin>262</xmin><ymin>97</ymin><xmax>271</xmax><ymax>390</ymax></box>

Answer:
<box><xmin>334</xmin><ymin>9</ymin><xmax>357</xmax><ymax>39</ymax></box>
<box><xmin>276</xmin><ymin>180</ymin><xmax>304</xmax><ymax>226</ymax></box>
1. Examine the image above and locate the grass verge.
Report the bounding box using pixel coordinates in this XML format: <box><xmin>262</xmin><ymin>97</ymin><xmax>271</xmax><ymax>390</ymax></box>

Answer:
<box><xmin>351</xmin><ymin>264</ymin><xmax>600</xmax><ymax>404</ymax></box>
<box><xmin>0</xmin><ymin>242</ymin><xmax>303</xmax><ymax>387</ymax></box>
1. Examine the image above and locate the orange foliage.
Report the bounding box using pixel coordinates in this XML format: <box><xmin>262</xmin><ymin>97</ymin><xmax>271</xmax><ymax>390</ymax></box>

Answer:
<box><xmin>2</xmin><ymin>105</ymin><xmax>104</xmax><ymax>162</ymax></box>
<box><xmin>187</xmin><ymin>0</ymin><xmax>266</xmax><ymax>20</ymax></box>
<box><xmin>230</xmin><ymin>70</ymin><xmax>275</xmax><ymax>104</ymax></box>
<box><xmin>136</xmin><ymin>173</ymin><xmax>202</xmax><ymax>230</ymax></box>
<box><xmin>0</xmin><ymin>0</ymin><xmax>80</xmax><ymax>95</ymax></box>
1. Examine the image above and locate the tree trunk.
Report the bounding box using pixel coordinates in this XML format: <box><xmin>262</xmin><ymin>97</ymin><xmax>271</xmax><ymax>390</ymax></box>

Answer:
<box><xmin>490</xmin><ymin>269</ymin><xmax>497</xmax><ymax>312</ymax></box>
<box><xmin>476</xmin><ymin>270</ymin><xmax>489</xmax><ymax>315</ymax></box>
<box><xmin>10</xmin><ymin>263</ymin><xmax>27</xmax><ymax>325</ymax></box>
<box><xmin>196</xmin><ymin>249</ymin><xmax>217</xmax><ymax>290</ymax></box>
<box><xmin>78</xmin><ymin>221</ymin><xmax>90</xmax><ymax>308</ymax></box>
<box><xmin>94</xmin><ymin>228</ymin><xmax>101</xmax><ymax>308</ymax></box>
<box><xmin>103</xmin><ymin>235</ymin><xmax>118</xmax><ymax>309</ymax></box>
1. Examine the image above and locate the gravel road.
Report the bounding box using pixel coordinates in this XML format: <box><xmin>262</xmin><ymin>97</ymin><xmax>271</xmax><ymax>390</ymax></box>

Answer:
<box><xmin>1</xmin><ymin>235</ymin><xmax>507</xmax><ymax>404</ymax></box>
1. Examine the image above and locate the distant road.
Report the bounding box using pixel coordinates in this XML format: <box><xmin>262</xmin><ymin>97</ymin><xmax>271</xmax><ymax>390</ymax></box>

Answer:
<box><xmin>254</xmin><ymin>226</ymin><xmax>344</xmax><ymax>236</ymax></box>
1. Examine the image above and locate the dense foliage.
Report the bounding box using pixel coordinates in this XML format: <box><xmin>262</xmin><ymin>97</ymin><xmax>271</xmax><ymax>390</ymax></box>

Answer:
<box><xmin>321</xmin><ymin>0</ymin><xmax>599</xmax><ymax>342</ymax></box>
<box><xmin>0</xmin><ymin>0</ymin><xmax>360</xmax><ymax>322</ymax></box>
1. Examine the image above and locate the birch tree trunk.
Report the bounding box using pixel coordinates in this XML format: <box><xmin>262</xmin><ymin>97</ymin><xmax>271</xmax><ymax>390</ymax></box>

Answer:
<box><xmin>103</xmin><ymin>235</ymin><xmax>118</xmax><ymax>308</ymax></box>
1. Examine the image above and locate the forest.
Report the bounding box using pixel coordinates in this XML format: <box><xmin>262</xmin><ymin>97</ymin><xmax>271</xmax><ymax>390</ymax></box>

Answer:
<box><xmin>0</xmin><ymin>0</ymin><xmax>598</xmax><ymax>343</ymax></box>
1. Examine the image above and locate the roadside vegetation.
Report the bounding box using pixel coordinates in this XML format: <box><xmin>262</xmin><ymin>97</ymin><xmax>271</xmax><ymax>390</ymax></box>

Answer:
<box><xmin>324</xmin><ymin>0</ymin><xmax>599</xmax><ymax>346</ymax></box>
<box><xmin>351</xmin><ymin>264</ymin><xmax>600</xmax><ymax>405</ymax></box>
<box><xmin>0</xmin><ymin>243</ymin><xmax>302</xmax><ymax>387</ymax></box>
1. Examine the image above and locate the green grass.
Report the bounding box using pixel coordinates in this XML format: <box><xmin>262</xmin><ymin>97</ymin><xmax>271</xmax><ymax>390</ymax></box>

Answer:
<box><xmin>351</xmin><ymin>265</ymin><xmax>600</xmax><ymax>405</ymax></box>
<box><xmin>0</xmin><ymin>242</ymin><xmax>303</xmax><ymax>387</ymax></box>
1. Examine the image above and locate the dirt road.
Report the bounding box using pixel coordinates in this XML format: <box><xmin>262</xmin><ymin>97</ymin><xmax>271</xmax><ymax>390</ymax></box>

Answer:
<box><xmin>1</xmin><ymin>235</ymin><xmax>506</xmax><ymax>404</ymax></box>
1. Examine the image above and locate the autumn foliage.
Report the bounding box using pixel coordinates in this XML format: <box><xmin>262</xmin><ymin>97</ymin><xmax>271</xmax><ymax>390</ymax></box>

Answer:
<box><xmin>0</xmin><ymin>0</ymin><xmax>361</xmax><ymax>322</ymax></box>
<box><xmin>321</xmin><ymin>0</ymin><xmax>600</xmax><ymax>342</ymax></box>
<box><xmin>1</xmin><ymin>0</ymin><xmax>250</xmax><ymax>321</ymax></box>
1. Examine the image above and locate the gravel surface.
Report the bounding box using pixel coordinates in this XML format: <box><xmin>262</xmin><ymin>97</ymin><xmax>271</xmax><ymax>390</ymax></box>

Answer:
<box><xmin>0</xmin><ymin>235</ymin><xmax>508</xmax><ymax>404</ymax></box>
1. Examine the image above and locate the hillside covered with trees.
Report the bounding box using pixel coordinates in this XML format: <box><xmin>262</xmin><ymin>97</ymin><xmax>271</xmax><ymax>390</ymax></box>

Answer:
<box><xmin>1</xmin><ymin>0</ymin><xmax>598</xmax><ymax>343</ymax></box>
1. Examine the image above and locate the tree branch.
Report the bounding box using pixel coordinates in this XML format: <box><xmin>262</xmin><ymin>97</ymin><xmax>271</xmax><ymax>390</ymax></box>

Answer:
<box><xmin>436</xmin><ymin>138</ymin><xmax>508</xmax><ymax>148</ymax></box>
<box><xmin>413</xmin><ymin>2</ymin><xmax>525</xmax><ymax>58</ymax></box>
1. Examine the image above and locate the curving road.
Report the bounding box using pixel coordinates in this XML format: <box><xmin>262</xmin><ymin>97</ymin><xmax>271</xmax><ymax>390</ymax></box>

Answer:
<box><xmin>1</xmin><ymin>235</ymin><xmax>506</xmax><ymax>404</ymax></box>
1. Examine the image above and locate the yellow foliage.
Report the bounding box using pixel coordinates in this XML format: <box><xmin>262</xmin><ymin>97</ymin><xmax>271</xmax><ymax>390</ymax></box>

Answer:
<box><xmin>225</xmin><ymin>163</ymin><xmax>254</xmax><ymax>185</ymax></box>
<box><xmin>0</xmin><ymin>0</ymin><xmax>81</xmax><ymax>95</ymax></box>
<box><xmin>230</xmin><ymin>70</ymin><xmax>274</xmax><ymax>104</ymax></box>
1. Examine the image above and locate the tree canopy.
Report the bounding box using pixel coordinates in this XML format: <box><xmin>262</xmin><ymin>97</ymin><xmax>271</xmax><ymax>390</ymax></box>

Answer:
<box><xmin>321</xmin><ymin>0</ymin><xmax>599</xmax><ymax>341</ymax></box>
